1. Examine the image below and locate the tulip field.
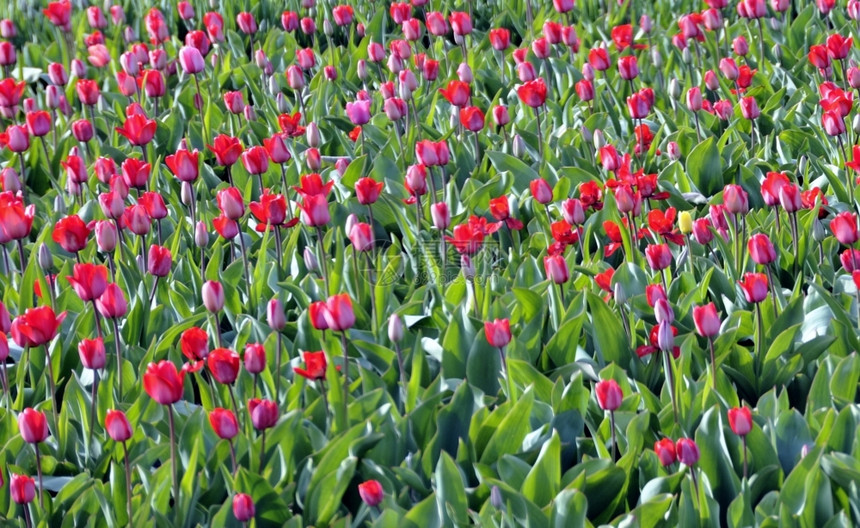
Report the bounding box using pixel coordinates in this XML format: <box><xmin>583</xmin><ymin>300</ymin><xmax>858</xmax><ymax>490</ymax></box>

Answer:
<box><xmin>3</xmin><ymin>0</ymin><xmax>860</xmax><ymax>525</ymax></box>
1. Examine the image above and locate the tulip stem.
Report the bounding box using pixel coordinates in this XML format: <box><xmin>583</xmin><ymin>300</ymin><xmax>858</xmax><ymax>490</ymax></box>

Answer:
<box><xmin>91</xmin><ymin>300</ymin><xmax>104</xmax><ymax>338</ymax></box>
<box><xmin>167</xmin><ymin>405</ymin><xmax>180</xmax><ymax>506</ymax></box>
<box><xmin>44</xmin><ymin>345</ymin><xmax>60</xmax><ymax>445</ymax></box>
<box><xmin>237</xmin><ymin>230</ymin><xmax>251</xmax><ymax>291</ymax></box>
<box><xmin>149</xmin><ymin>277</ymin><xmax>159</xmax><ymax>307</ymax></box>
<box><xmin>259</xmin><ymin>430</ymin><xmax>267</xmax><ymax>474</ymax></box>
<box><xmin>112</xmin><ymin>318</ymin><xmax>124</xmax><ymax>399</ymax></box>
<box><xmin>274</xmin><ymin>226</ymin><xmax>283</xmax><ymax>273</ymax></box>
<box><xmin>341</xmin><ymin>331</ymin><xmax>350</xmax><ymax>426</ymax></box>
<box><xmin>194</xmin><ymin>74</ymin><xmax>208</xmax><ymax>142</ymax></box>
<box><xmin>663</xmin><ymin>349</ymin><xmax>679</xmax><ymax>425</ymax></box>
<box><xmin>229</xmin><ymin>385</ymin><xmax>243</xmax><ymax>431</ymax></box>
<box><xmin>122</xmin><ymin>440</ymin><xmax>133</xmax><ymax>525</ymax></box>
<box><xmin>755</xmin><ymin>303</ymin><xmax>765</xmax><ymax>371</ymax></box>
<box><xmin>275</xmin><ymin>332</ymin><xmax>283</xmax><ymax>406</ymax></box>
<box><xmin>742</xmin><ymin>435</ymin><xmax>748</xmax><ymax>481</ymax></box>
<box><xmin>228</xmin><ymin>439</ymin><xmax>237</xmax><ymax>477</ymax></box>
<box><xmin>708</xmin><ymin>337</ymin><xmax>717</xmax><ymax>389</ymax></box>
<box><xmin>609</xmin><ymin>410</ymin><xmax>617</xmax><ymax>461</ymax></box>
<box><xmin>315</xmin><ymin>226</ymin><xmax>330</xmax><ymax>295</ymax></box>
<box><xmin>23</xmin><ymin>504</ymin><xmax>32</xmax><ymax>528</ymax></box>
<box><xmin>394</xmin><ymin>342</ymin><xmax>407</xmax><ymax>414</ymax></box>
<box><xmin>16</xmin><ymin>238</ymin><xmax>26</xmax><ymax>280</ymax></box>
<box><xmin>34</xmin><ymin>445</ymin><xmax>44</xmax><ymax>510</ymax></box>
<box><xmin>534</xmin><ymin>107</ymin><xmax>545</xmax><ymax>163</ymax></box>
<box><xmin>89</xmin><ymin>371</ymin><xmax>98</xmax><ymax>449</ymax></box>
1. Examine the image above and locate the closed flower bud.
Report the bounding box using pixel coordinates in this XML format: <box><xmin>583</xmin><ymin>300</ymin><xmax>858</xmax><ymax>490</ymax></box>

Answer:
<box><xmin>307</xmin><ymin>122</ymin><xmax>320</xmax><ymax>148</ymax></box>
<box><xmin>202</xmin><ymin>280</ymin><xmax>224</xmax><ymax>312</ymax></box>
<box><xmin>388</xmin><ymin>314</ymin><xmax>404</xmax><ymax>342</ymax></box>
<box><xmin>669</xmin><ymin>78</ymin><xmax>681</xmax><ymax>99</ymax></box>
<box><xmin>304</xmin><ymin>247</ymin><xmax>319</xmax><ymax>271</ymax></box>
<box><xmin>38</xmin><ymin>243</ymin><xmax>52</xmax><ymax>270</ymax></box>
<box><xmin>678</xmin><ymin>211</ymin><xmax>693</xmax><ymax>233</ymax></box>
<box><xmin>593</xmin><ymin>129</ymin><xmax>605</xmax><ymax>149</ymax></box>
<box><xmin>267</xmin><ymin>299</ymin><xmax>286</xmax><ymax>330</ymax></box>
<box><xmin>512</xmin><ymin>134</ymin><xmax>525</xmax><ymax>158</ymax></box>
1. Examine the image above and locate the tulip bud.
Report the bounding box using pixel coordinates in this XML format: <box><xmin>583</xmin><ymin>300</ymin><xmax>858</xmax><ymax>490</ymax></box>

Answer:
<box><xmin>678</xmin><ymin>211</ymin><xmax>693</xmax><ymax>234</ymax></box>
<box><xmin>852</xmin><ymin>115</ymin><xmax>860</xmax><ymax>135</ymax></box>
<box><xmin>267</xmin><ymin>299</ymin><xmax>286</xmax><ymax>330</ymax></box>
<box><xmin>0</xmin><ymin>167</ymin><xmax>21</xmax><ymax>192</ymax></box>
<box><xmin>512</xmin><ymin>134</ymin><xmax>525</xmax><ymax>158</ymax></box>
<box><xmin>164</xmin><ymin>178</ymin><xmax>191</xmax><ymax>208</ymax></box>
<box><xmin>581</xmin><ymin>125</ymin><xmax>592</xmax><ymax>143</ymax></box>
<box><xmin>307</xmin><ymin>122</ymin><xmax>320</xmax><ymax>148</ymax></box>
<box><xmin>682</xmin><ymin>47</ymin><xmax>693</xmax><ymax>64</ymax></box>
<box><xmin>593</xmin><ymin>129</ymin><xmax>605</xmax><ymax>149</ymax></box>
<box><xmin>491</xmin><ymin>486</ymin><xmax>503</xmax><ymax>509</ymax></box>
<box><xmin>388</xmin><ymin>314</ymin><xmax>404</xmax><ymax>342</ymax></box>
<box><xmin>461</xmin><ymin>255</ymin><xmax>475</xmax><ymax>280</ymax></box>
<box><xmin>654</xmin><ymin>299</ymin><xmax>674</xmax><ymax>324</ymax></box>
<box><xmin>651</xmin><ymin>48</ymin><xmax>662</xmax><ymax>67</ymax></box>
<box><xmin>304</xmin><ymin>247</ymin><xmax>319</xmax><ymax>271</ymax></box>
<box><xmin>657</xmin><ymin>321</ymin><xmax>674</xmax><ymax>351</ymax></box>
<box><xmin>38</xmin><ymin>243</ymin><xmax>52</xmax><ymax>270</ymax></box>
<box><xmin>357</xmin><ymin>59</ymin><xmax>368</xmax><ymax>80</ymax></box>
<box><xmin>202</xmin><ymin>281</ymin><xmax>224</xmax><ymax>312</ymax></box>
<box><xmin>581</xmin><ymin>63</ymin><xmax>594</xmax><ymax>81</ymax></box>
<box><xmin>71</xmin><ymin>58</ymin><xmax>87</xmax><ymax>78</ymax></box>
<box><xmin>669</xmin><ymin>79</ymin><xmax>681</xmax><ymax>99</ymax></box>
<box><xmin>244</xmin><ymin>105</ymin><xmax>257</xmax><ymax>122</ymax></box>
<box><xmin>812</xmin><ymin>218</ymin><xmax>826</xmax><ymax>242</ymax></box>
<box><xmin>324</xmin><ymin>19</ymin><xmax>334</xmax><ymax>36</ymax></box>
<box><xmin>457</xmin><ymin>62</ymin><xmax>472</xmax><ymax>83</ymax></box>
<box><xmin>335</xmin><ymin>158</ymin><xmax>350</xmax><ymax>176</ymax></box>
<box><xmin>667</xmin><ymin>141</ymin><xmax>680</xmax><ymax>160</ymax></box>
<box><xmin>798</xmin><ymin>155</ymin><xmax>808</xmax><ymax>175</ymax></box>
<box><xmin>267</xmin><ymin>75</ymin><xmax>279</xmax><ymax>95</ymax></box>
<box><xmin>195</xmin><ymin>221</ymin><xmax>209</xmax><ymax>247</ymax></box>
<box><xmin>276</xmin><ymin>92</ymin><xmax>289</xmax><ymax>113</ymax></box>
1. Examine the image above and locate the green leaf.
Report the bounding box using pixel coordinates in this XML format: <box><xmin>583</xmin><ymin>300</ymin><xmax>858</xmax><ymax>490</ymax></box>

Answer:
<box><xmin>685</xmin><ymin>137</ymin><xmax>723</xmax><ymax>197</ymax></box>
<box><xmin>435</xmin><ymin>452</ymin><xmax>469</xmax><ymax>526</ymax></box>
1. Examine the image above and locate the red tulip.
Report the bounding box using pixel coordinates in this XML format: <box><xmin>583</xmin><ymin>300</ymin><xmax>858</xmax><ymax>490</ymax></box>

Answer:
<box><xmin>263</xmin><ymin>134</ymin><xmax>291</xmax><ymax>164</ymax></box>
<box><xmin>249</xmin><ymin>189</ymin><xmax>288</xmax><ymax>230</ymax></box>
<box><xmin>747</xmin><ymin>233</ymin><xmax>776</xmax><ymax>265</ymax></box>
<box><xmin>294</xmin><ymin>351</ymin><xmax>328</xmax><ymax>380</ymax></box>
<box><xmin>780</xmin><ymin>185</ymin><xmax>802</xmax><ymax>214</ymax></box>
<box><xmin>517</xmin><ymin>78</ymin><xmax>548</xmax><ymax>108</ymax></box>
<box><xmin>105</xmin><ymin>409</ymin><xmax>133</xmax><ymax>441</ymax></box>
<box><xmin>26</xmin><ymin>111</ymin><xmax>51</xmax><ymax>137</ymax></box>
<box><xmin>233</xmin><ymin>493</ymin><xmax>255</xmax><ymax>522</ymax></box>
<box><xmin>207</xmin><ymin>135</ymin><xmax>243</xmax><ymax>166</ymax></box>
<box><xmin>308</xmin><ymin>301</ymin><xmax>329</xmax><ymax>331</ymax></box>
<box><xmin>0</xmin><ymin>125</ymin><xmax>29</xmax><ymax>152</ymax></box>
<box><xmin>76</xmin><ymin>79</ymin><xmax>100</xmax><ymax>106</ymax></box>
<box><xmin>247</xmin><ymin>398</ymin><xmax>278</xmax><ymax>429</ymax></box>
<box><xmin>241</xmin><ymin>146</ymin><xmax>269</xmax><ymax>175</ymax></box>
<box><xmin>122</xmin><ymin>204</ymin><xmax>152</xmax><ymax>236</ymax></box>
<box><xmin>826</xmin><ymin>33</ymin><xmax>852</xmax><ymax>60</ymax></box>
<box><xmin>143</xmin><ymin>360</ymin><xmax>185</xmax><ymax>405</ymax></box>
<box><xmin>223</xmin><ymin>91</ymin><xmax>245</xmax><ymax>114</ymax></box>
<box><xmin>141</xmin><ymin>70</ymin><xmax>165</xmax><ymax>99</ymax></box>
<box><xmin>323</xmin><ymin>293</ymin><xmax>355</xmax><ymax>331</ymax></box>
<box><xmin>439</xmin><ymin>80</ymin><xmax>470</xmax><ymax>107</ymax></box>
<box><xmin>645</xmin><ymin>244</ymin><xmax>672</xmax><ymax>270</ymax></box>
<box><xmin>627</xmin><ymin>91</ymin><xmax>651</xmax><ymax>119</ymax></box>
<box><xmin>728</xmin><ymin>406</ymin><xmax>753</xmax><ymax>436</ymax></box>
<box><xmin>588</xmin><ymin>47</ymin><xmax>610</xmax><ymax>70</ymax></box>
<box><xmin>115</xmin><ymin>113</ymin><xmax>157</xmax><ymax>146</ymax></box>
<box><xmin>78</xmin><ymin>337</ymin><xmax>106</xmax><ymax>369</ymax></box>
<box><xmin>723</xmin><ymin>184</ymin><xmax>749</xmax><ymax>214</ymax></box>
<box><xmin>243</xmin><ymin>343</ymin><xmax>266</xmax><ymax>374</ymax></box>
<box><xmin>202</xmin><ymin>280</ymin><xmax>224</xmax><ymax>312</ymax></box>
<box><xmin>9</xmin><ymin>474</ymin><xmax>35</xmax><ymax>504</ymax></box>
<box><xmin>96</xmin><ymin>283</ymin><xmax>128</xmax><ymax>318</ymax></box>
<box><xmin>449</xmin><ymin>11</ymin><xmax>471</xmax><ymax>35</ymax></box>
<box><xmin>216</xmin><ymin>187</ymin><xmax>245</xmax><ymax>220</ymax></box>
<box><xmin>530</xmin><ymin>178</ymin><xmax>554</xmax><ymax>204</ymax></box>
<box><xmin>11</xmin><ymin>306</ymin><xmax>65</xmax><ymax>347</ymax></box>
<box><xmin>267</xmin><ymin>299</ymin><xmax>286</xmax><ymax>331</ymax></box>
<box><xmin>618</xmin><ymin>56</ymin><xmax>639</xmax><ymax>80</ymax></box>
<box><xmin>740</xmin><ymin>96</ymin><xmax>760</xmax><ymax>120</ymax></box>
<box><xmin>148</xmin><ymin>245</ymin><xmax>172</xmax><ymax>277</ymax></box>
<box><xmin>180</xmin><ymin>327</ymin><xmax>209</xmax><ymax>361</ymax></box>
<box><xmin>676</xmin><ymin>438</ymin><xmax>700</xmax><ymax>465</ymax></box>
<box><xmin>349</xmin><ymin>222</ymin><xmax>374</xmax><ymax>252</ymax></box>
<box><xmin>165</xmin><ymin>148</ymin><xmax>199</xmax><ymax>182</ymax></box>
<box><xmin>489</xmin><ymin>28</ymin><xmax>510</xmax><ymax>50</ymax></box>
<box><xmin>822</xmin><ymin>110</ymin><xmax>846</xmax><ymax>136</ymax></box>
<box><xmin>299</xmin><ymin>194</ymin><xmax>330</xmax><ymax>227</ymax></box>
<box><xmin>693</xmin><ymin>303</ymin><xmax>721</xmax><ymax>337</ymax></box>
<box><xmin>208</xmin><ymin>348</ymin><xmax>240</xmax><ymax>385</ymax></box>
<box><xmin>236</xmin><ymin>12</ymin><xmax>257</xmax><ymax>34</ymax></box>
<box><xmin>484</xmin><ymin>318</ymin><xmax>511</xmax><ymax>348</ymax></box>
<box><xmin>209</xmin><ymin>408</ymin><xmax>239</xmax><ymax>440</ymax></box>
<box><xmin>18</xmin><ymin>408</ymin><xmax>50</xmax><ymax>443</ymax></box>
<box><xmin>332</xmin><ymin>4</ymin><xmax>354</xmax><ymax>25</ymax></box>
<box><xmin>0</xmin><ymin>78</ymin><xmax>25</xmax><ymax>109</ymax></box>
<box><xmin>67</xmin><ymin>263</ymin><xmax>108</xmax><ymax>301</ymax></box>
<box><xmin>0</xmin><ymin>191</ymin><xmax>34</xmax><ymax>242</ymax></box>
<box><xmin>830</xmin><ymin>211</ymin><xmax>859</xmax><ymax>245</ymax></box>
<box><xmin>654</xmin><ymin>438</ymin><xmax>676</xmax><ymax>466</ymax></box>
<box><xmin>595</xmin><ymin>379</ymin><xmax>623</xmax><ymax>411</ymax></box>
<box><xmin>61</xmin><ymin>155</ymin><xmax>88</xmax><ymax>185</ymax></box>
<box><xmin>459</xmin><ymin>106</ymin><xmax>484</xmax><ymax>132</ymax></box>
<box><xmin>739</xmin><ymin>272</ymin><xmax>768</xmax><ymax>303</ymax></box>
<box><xmin>355</xmin><ymin>177</ymin><xmax>384</xmax><ymax>205</ymax></box>
<box><xmin>358</xmin><ymin>480</ymin><xmax>384</xmax><ymax>507</ymax></box>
